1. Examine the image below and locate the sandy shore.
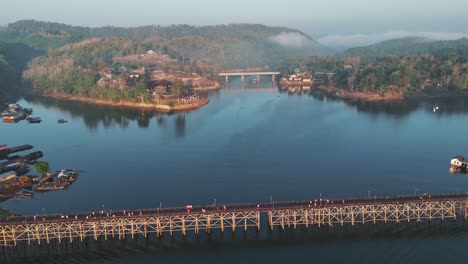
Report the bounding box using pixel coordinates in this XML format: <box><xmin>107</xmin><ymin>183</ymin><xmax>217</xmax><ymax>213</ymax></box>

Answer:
<box><xmin>36</xmin><ymin>92</ymin><xmax>211</xmax><ymax>112</ymax></box>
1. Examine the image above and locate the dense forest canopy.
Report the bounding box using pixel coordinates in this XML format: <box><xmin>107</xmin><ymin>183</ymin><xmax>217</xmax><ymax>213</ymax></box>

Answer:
<box><xmin>288</xmin><ymin>44</ymin><xmax>468</xmax><ymax>95</ymax></box>
<box><xmin>0</xmin><ymin>20</ymin><xmax>331</xmax><ymax>69</ymax></box>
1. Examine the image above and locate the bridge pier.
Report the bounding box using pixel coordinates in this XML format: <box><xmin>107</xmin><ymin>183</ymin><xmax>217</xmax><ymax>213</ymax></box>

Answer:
<box><xmin>256</xmin><ymin>74</ymin><xmax>260</xmax><ymax>88</ymax></box>
<box><xmin>225</xmin><ymin>75</ymin><xmax>228</xmax><ymax>84</ymax></box>
<box><xmin>241</xmin><ymin>75</ymin><xmax>244</xmax><ymax>87</ymax></box>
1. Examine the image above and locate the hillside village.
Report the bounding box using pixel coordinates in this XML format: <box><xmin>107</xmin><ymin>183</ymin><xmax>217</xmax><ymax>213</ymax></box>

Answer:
<box><xmin>97</xmin><ymin>48</ymin><xmax>219</xmax><ymax>106</ymax></box>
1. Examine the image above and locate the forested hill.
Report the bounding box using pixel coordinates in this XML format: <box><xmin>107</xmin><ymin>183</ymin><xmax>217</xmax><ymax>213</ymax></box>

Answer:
<box><xmin>343</xmin><ymin>37</ymin><xmax>468</xmax><ymax>59</ymax></box>
<box><xmin>0</xmin><ymin>41</ymin><xmax>41</xmax><ymax>97</ymax></box>
<box><xmin>0</xmin><ymin>20</ymin><xmax>332</xmax><ymax>68</ymax></box>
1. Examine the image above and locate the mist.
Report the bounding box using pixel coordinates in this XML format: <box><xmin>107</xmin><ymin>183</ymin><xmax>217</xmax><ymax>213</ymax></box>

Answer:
<box><xmin>269</xmin><ymin>32</ymin><xmax>311</xmax><ymax>48</ymax></box>
<box><xmin>317</xmin><ymin>31</ymin><xmax>468</xmax><ymax>51</ymax></box>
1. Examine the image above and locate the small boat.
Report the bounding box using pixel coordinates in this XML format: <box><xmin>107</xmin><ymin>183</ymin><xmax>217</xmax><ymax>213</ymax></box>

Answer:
<box><xmin>450</xmin><ymin>156</ymin><xmax>468</xmax><ymax>170</ymax></box>
<box><xmin>34</xmin><ymin>169</ymin><xmax>79</xmax><ymax>192</ymax></box>
<box><xmin>26</xmin><ymin>117</ymin><xmax>41</xmax><ymax>123</ymax></box>
<box><xmin>57</xmin><ymin>119</ymin><xmax>68</xmax><ymax>124</ymax></box>
<box><xmin>56</xmin><ymin>169</ymin><xmax>79</xmax><ymax>183</ymax></box>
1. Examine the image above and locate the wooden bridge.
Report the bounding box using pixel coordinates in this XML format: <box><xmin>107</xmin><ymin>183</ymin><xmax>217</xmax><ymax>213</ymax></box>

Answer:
<box><xmin>1</xmin><ymin>193</ymin><xmax>468</xmax><ymax>247</ymax></box>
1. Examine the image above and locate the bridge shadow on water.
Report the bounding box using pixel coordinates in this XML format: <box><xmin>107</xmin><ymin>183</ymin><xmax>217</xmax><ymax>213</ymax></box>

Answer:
<box><xmin>3</xmin><ymin>219</ymin><xmax>468</xmax><ymax>263</ymax></box>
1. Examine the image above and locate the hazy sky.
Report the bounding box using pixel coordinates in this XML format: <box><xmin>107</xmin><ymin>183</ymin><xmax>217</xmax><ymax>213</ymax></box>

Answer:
<box><xmin>2</xmin><ymin>0</ymin><xmax>468</xmax><ymax>48</ymax></box>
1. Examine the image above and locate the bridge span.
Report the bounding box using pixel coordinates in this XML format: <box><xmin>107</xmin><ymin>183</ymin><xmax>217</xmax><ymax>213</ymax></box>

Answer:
<box><xmin>1</xmin><ymin>193</ymin><xmax>468</xmax><ymax>247</ymax></box>
<box><xmin>219</xmin><ymin>71</ymin><xmax>281</xmax><ymax>86</ymax></box>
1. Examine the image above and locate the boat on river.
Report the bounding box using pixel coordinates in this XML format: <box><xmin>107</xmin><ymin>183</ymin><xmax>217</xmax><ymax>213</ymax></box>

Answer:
<box><xmin>450</xmin><ymin>156</ymin><xmax>468</xmax><ymax>170</ymax></box>
<box><xmin>34</xmin><ymin>169</ymin><xmax>79</xmax><ymax>192</ymax></box>
<box><xmin>26</xmin><ymin>117</ymin><xmax>41</xmax><ymax>123</ymax></box>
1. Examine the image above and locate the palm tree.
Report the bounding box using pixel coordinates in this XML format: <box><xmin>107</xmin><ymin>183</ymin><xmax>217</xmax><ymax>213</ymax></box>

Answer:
<box><xmin>34</xmin><ymin>161</ymin><xmax>49</xmax><ymax>176</ymax></box>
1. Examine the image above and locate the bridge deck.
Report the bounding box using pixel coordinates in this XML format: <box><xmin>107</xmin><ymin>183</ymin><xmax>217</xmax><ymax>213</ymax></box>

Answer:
<box><xmin>1</xmin><ymin>193</ymin><xmax>468</xmax><ymax>247</ymax></box>
<box><xmin>219</xmin><ymin>72</ymin><xmax>280</xmax><ymax>76</ymax></box>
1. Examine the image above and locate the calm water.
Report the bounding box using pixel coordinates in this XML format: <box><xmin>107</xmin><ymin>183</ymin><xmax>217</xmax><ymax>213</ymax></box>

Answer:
<box><xmin>3</xmin><ymin>77</ymin><xmax>468</xmax><ymax>263</ymax></box>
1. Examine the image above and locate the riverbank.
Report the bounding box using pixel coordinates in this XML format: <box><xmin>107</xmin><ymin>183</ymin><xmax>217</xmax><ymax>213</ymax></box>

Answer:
<box><xmin>155</xmin><ymin>97</ymin><xmax>210</xmax><ymax>112</ymax></box>
<box><xmin>33</xmin><ymin>92</ymin><xmax>211</xmax><ymax>112</ymax></box>
<box><xmin>316</xmin><ymin>86</ymin><xmax>404</xmax><ymax>101</ymax></box>
<box><xmin>193</xmin><ymin>82</ymin><xmax>221</xmax><ymax>93</ymax></box>
<box><xmin>316</xmin><ymin>86</ymin><xmax>468</xmax><ymax>102</ymax></box>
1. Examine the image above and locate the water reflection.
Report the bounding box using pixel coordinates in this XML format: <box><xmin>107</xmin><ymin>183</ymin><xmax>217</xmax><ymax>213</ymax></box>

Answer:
<box><xmin>24</xmin><ymin>96</ymin><xmax>157</xmax><ymax>130</ymax></box>
<box><xmin>449</xmin><ymin>167</ymin><xmax>468</xmax><ymax>177</ymax></box>
<box><xmin>175</xmin><ymin>114</ymin><xmax>186</xmax><ymax>138</ymax></box>
<box><xmin>307</xmin><ymin>90</ymin><xmax>468</xmax><ymax>117</ymax></box>
<box><xmin>22</xmin><ymin>89</ymin><xmax>468</xmax><ymax>133</ymax></box>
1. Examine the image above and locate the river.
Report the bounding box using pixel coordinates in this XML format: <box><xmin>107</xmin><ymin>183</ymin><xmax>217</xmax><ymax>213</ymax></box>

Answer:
<box><xmin>2</xmin><ymin>77</ymin><xmax>468</xmax><ymax>263</ymax></box>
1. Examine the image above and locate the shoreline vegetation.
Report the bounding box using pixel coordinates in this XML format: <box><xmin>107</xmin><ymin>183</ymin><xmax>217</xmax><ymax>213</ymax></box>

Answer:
<box><xmin>315</xmin><ymin>85</ymin><xmax>468</xmax><ymax>102</ymax></box>
<box><xmin>34</xmin><ymin>92</ymin><xmax>212</xmax><ymax>112</ymax></box>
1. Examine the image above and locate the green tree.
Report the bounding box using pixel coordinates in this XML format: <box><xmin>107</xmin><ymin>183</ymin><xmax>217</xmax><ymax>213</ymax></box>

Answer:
<box><xmin>34</xmin><ymin>162</ymin><xmax>50</xmax><ymax>175</ymax></box>
<box><xmin>172</xmin><ymin>78</ymin><xmax>185</xmax><ymax>97</ymax></box>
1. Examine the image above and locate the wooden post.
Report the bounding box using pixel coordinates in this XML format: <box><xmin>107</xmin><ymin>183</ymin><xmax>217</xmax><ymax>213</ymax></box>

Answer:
<box><xmin>169</xmin><ymin>217</ymin><xmax>173</xmax><ymax>237</ymax></box>
<box><xmin>12</xmin><ymin>227</ymin><xmax>16</xmax><ymax>246</ymax></box>
<box><xmin>68</xmin><ymin>225</ymin><xmax>73</xmax><ymax>243</ymax></box>
<box><xmin>318</xmin><ymin>210</ymin><xmax>321</xmax><ymax>228</ymax></box>
<box><xmin>417</xmin><ymin>204</ymin><xmax>421</xmax><ymax>222</ymax></box>
<box><xmin>2</xmin><ymin>228</ymin><xmax>6</xmax><ymax>246</ymax></box>
<box><xmin>36</xmin><ymin>225</ymin><xmax>41</xmax><ymax>245</ymax></box>
<box><xmin>93</xmin><ymin>222</ymin><xmax>98</xmax><ymax>241</ymax></box>
<box><xmin>232</xmin><ymin>214</ymin><xmax>236</xmax><ymax>232</ymax></box>
<box><xmin>407</xmin><ymin>205</ymin><xmax>410</xmax><ymax>223</ymax></box>
<box><xmin>429</xmin><ymin>203</ymin><xmax>433</xmax><ymax>221</ymax></box>
<box><xmin>156</xmin><ymin>218</ymin><xmax>162</xmax><ymax>237</ymax></box>
<box><xmin>79</xmin><ymin>223</ymin><xmax>84</xmax><ymax>242</ymax></box>
<box><xmin>104</xmin><ymin>222</ymin><xmax>108</xmax><ymax>240</ymax></box>
<box><xmin>384</xmin><ymin>206</ymin><xmax>387</xmax><ymax>223</ymax></box>
<box><xmin>361</xmin><ymin>208</ymin><xmax>365</xmax><ymax>224</ymax></box>
<box><xmin>396</xmin><ymin>205</ymin><xmax>400</xmax><ymax>223</ymax></box>
<box><xmin>453</xmin><ymin>203</ymin><xmax>457</xmax><ymax>219</ymax></box>
<box><xmin>373</xmin><ymin>206</ymin><xmax>376</xmax><ymax>224</ymax></box>
<box><xmin>281</xmin><ymin>212</ymin><xmax>285</xmax><ymax>230</ymax></box>
<box><xmin>268</xmin><ymin>211</ymin><xmax>273</xmax><ymax>231</ymax></box>
<box><xmin>256</xmin><ymin>212</ymin><xmax>261</xmax><ymax>231</ymax></box>
<box><xmin>220</xmin><ymin>214</ymin><xmax>224</xmax><ymax>233</ymax></box>
<box><xmin>293</xmin><ymin>210</ymin><xmax>297</xmax><ymax>229</ymax></box>
<box><xmin>182</xmin><ymin>217</ymin><xmax>186</xmax><ymax>237</ymax></box>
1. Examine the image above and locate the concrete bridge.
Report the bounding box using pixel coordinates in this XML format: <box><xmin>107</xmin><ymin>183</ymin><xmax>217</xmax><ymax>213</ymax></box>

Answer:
<box><xmin>219</xmin><ymin>71</ymin><xmax>281</xmax><ymax>86</ymax></box>
<box><xmin>1</xmin><ymin>193</ymin><xmax>468</xmax><ymax>247</ymax></box>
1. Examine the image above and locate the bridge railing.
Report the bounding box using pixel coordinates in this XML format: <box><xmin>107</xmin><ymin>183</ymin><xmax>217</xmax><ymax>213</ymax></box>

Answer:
<box><xmin>2</xmin><ymin>192</ymin><xmax>468</xmax><ymax>226</ymax></box>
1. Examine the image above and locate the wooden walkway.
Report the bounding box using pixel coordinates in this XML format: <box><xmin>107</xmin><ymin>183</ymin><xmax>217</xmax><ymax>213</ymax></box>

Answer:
<box><xmin>1</xmin><ymin>193</ymin><xmax>468</xmax><ymax>247</ymax></box>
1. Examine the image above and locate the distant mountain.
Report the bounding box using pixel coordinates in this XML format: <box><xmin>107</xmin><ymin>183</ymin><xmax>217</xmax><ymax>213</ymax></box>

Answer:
<box><xmin>0</xmin><ymin>20</ymin><xmax>332</xmax><ymax>68</ymax></box>
<box><xmin>343</xmin><ymin>37</ymin><xmax>468</xmax><ymax>58</ymax></box>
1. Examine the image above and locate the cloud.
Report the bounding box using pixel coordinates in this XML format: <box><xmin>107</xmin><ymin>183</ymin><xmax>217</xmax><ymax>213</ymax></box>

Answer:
<box><xmin>317</xmin><ymin>31</ymin><xmax>468</xmax><ymax>50</ymax></box>
<box><xmin>270</xmin><ymin>32</ymin><xmax>310</xmax><ymax>48</ymax></box>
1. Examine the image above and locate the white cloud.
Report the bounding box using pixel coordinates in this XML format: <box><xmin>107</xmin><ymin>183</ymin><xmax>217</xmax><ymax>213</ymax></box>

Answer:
<box><xmin>270</xmin><ymin>32</ymin><xmax>310</xmax><ymax>48</ymax></box>
<box><xmin>317</xmin><ymin>31</ymin><xmax>468</xmax><ymax>50</ymax></box>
